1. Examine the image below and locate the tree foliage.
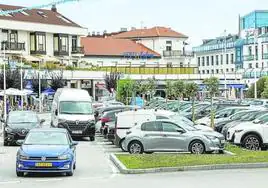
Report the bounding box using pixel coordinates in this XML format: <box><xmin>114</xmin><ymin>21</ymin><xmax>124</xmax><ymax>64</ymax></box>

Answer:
<box><xmin>31</xmin><ymin>73</ymin><xmax>48</xmax><ymax>96</ymax></box>
<box><xmin>247</xmin><ymin>76</ymin><xmax>268</xmax><ymax>98</ymax></box>
<box><xmin>0</xmin><ymin>68</ymin><xmax>27</xmax><ymax>89</ymax></box>
<box><xmin>185</xmin><ymin>82</ymin><xmax>199</xmax><ymax>123</ymax></box>
<box><xmin>116</xmin><ymin>78</ymin><xmax>135</xmax><ymax>104</ymax></box>
<box><xmin>165</xmin><ymin>80</ymin><xmax>174</xmax><ymax>99</ymax></box>
<box><xmin>49</xmin><ymin>71</ymin><xmax>65</xmax><ymax>91</ymax></box>
<box><xmin>203</xmin><ymin>77</ymin><xmax>220</xmax><ymax>128</ymax></box>
<box><xmin>172</xmin><ymin>80</ymin><xmax>185</xmax><ymax>100</ymax></box>
<box><xmin>104</xmin><ymin>72</ymin><xmax>121</xmax><ymax>93</ymax></box>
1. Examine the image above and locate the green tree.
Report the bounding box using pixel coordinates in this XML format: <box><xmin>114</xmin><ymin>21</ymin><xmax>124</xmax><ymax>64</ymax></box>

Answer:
<box><xmin>165</xmin><ymin>80</ymin><xmax>173</xmax><ymax>99</ymax></box>
<box><xmin>116</xmin><ymin>78</ymin><xmax>134</xmax><ymax>104</ymax></box>
<box><xmin>172</xmin><ymin>80</ymin><xmax>185</xmax><ymax>100</ymax></box>
<box><xmin>247</xmin><ymin>76</ymin><xmax>268</xmax><ymax>98</ymax></box>
<box><xmin>185</xmin><ymin>82</ymin><xmax>199</xmax><ymax>123</ymax></box>
<box><xmin>261</xmin><ymin>78</ymin><xmax>268</xmax><ymax>98</ymax></box>
<box><xmin>203</xmin><ymin>77</ymin><xmax>219</xmax><ymax>128</ymax></box>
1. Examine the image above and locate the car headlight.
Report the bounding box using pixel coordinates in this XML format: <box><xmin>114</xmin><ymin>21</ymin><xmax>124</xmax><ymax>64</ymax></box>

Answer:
<box><xmin>58</xmin><ymin>119</ymin><xmax>66</xmax><ymax>123</ymax></box>
<box><xmin>235</xmin><ymin>129</ymin><xmax>243</xmax><ymax>133</ymax></box>
<box><xmin>5</xmin><ymin>127</ymin><xmax>12</xmax><ymax>133</ymax></box>
<box><xmin>58</xmin><ymin>154</ymin><xmax>69</xmax><ymax>160</ymax></box>
<box><xmin>205</xmin><ymin>135</ymin><xmax>218</xmax><ymax>140</ymax></box>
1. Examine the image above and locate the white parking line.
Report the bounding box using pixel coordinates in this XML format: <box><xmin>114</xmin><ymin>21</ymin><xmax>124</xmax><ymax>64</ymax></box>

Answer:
<box><xmin>35</xmin><ymin>178</ymin><xmax>63</xmax><ymax>182</ymax></box>
<box><xmin>0</xmin><ymin>180</ymin><xmax>21</xmax><ymax>184</ymax></box>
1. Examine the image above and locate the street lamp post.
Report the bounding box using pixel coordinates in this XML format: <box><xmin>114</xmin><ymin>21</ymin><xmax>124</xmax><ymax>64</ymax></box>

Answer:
<box><xmin>39</xmin><ymin>60</ymin><xmax>42</xmax><ymax>113</ymax></box>
<box><xmin>3</xmin><ymin>44</ymin><xmax>6</xmax><ymax>122</ymax></box>
<box><xmin>222</xmin><ymin>30</ymin><xmax>227</xmax><ymax>99</ymax></box>
<box><xmin>254</xmin><ymin>29</ymin><xmax>258</xmax><ymax>99</ymax></box>
<box><xmin>20</xmin><ymin>53</ymin><xmax>23</xmax><ymax>110</ymax></box>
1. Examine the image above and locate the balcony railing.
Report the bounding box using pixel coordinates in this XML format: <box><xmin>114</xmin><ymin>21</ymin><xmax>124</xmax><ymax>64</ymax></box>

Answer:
<box><xmin>54</xmin><ymin>50</ymin><xmax>69</xmax><ymax>56</ymax></box>
<box><xmin>1</xmin><ymin>41</ymin><xmax>25</xmax><ymax>51</ymax></box>
<box><xmin>243</xmin><ymin>55</ymin><xmax>258</xmax><ymax>61</ymax></box>
<box><xmin>72</xmin><ymin>46</ymin><xmax>84</xmax><ymax>54</ymax></box>
<box><xmin>263</xmin><ymin>53</ymin><xmax>268</xmax><ymax>60</ymax></box>
<box><xmin>163</xmin><ymin>50</ymin><xmax>194</xmax><ymax>57</ymax></box>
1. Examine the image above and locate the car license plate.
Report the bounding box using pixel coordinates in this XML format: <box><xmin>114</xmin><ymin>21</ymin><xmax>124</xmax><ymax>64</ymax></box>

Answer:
<box><xmin>35</xmin><ymin>163</ymin><xmax>52</xmax><ymax>167</ymax></box>
<box><xmin>72</xmin><ymin>131</ymin><xmax>82</xmax><ymax>134</ymax></box>
<box><xmin>221</xmin><ymin>140</ymin><xmax>226</xmax><ymax>144</ymax></box>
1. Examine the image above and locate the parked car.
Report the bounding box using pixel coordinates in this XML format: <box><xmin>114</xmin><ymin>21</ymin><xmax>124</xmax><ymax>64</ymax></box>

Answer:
<box><xmin>196</xmin><ymin>106</ymin><xmax>251</xmax><ymax>126</ymax></box>
<box><xmin>16</xmin><ymin>128</ymin><xmax>78</xmax><ymax>177</ymax></box>
<box><xmin>221</xmin><ymin>110</ymin><xmax>268</xmax><ymax>138</ymax></box>
<box><xmin>3</xmin><ymin>111</ymin><xmax>45</xmax><ymax>146</ymax></box>
<box><xmin>122</xmin><ymin>119</ymin><xmax>225</xmax><ymax>154</ymax></box>
<box><xmin>228</xmin><ymin>114</ymin><xmax>268</xmax><ymax>150</ymax></box>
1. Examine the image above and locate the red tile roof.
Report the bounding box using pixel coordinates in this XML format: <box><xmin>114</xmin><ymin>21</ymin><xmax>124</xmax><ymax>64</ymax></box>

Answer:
<box><xmin>81</xmin><ymin>37</ymin><xmax>161</xmax><ymax>57</ymax></box>
<box><xmin>0</xmin><ymin>4</ymin><xmax>81</xmax><ymax>28</ymax></box>
<box><xmin>111</xmin><ymin>26</ymin><xmax>188</xmax><ymax>39</ymax></box>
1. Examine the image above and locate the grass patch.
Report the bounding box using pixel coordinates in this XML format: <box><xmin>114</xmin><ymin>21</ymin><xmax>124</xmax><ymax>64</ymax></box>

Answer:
<box><xmin>116</xmin><ymin>144</ymin><xmax>268</xmax><ymax>169</ymax></box>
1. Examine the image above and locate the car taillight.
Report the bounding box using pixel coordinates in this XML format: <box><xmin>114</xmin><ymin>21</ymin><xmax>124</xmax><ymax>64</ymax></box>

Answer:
<box><xmin>101</xmin><ymin>117</ymin><xmax>111</xmax><ymax>123</ymax></box>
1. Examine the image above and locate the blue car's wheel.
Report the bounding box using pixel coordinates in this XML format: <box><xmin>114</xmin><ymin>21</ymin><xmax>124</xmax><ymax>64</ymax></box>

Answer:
<box><xmin>16</xmin><ymin>170</ymin><xmax>23</xmax><ymax>177</ymax></box>
<box><xmin>66</xmin><ymin>163</ymin><xmax>74</xmax><ymax>176</ymax></box>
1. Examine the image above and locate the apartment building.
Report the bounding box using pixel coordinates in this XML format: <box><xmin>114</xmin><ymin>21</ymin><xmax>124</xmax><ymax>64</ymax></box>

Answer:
<box><xmin>193</xmin><ymin>35</ymin><xmax>238</xmax><ymax>74</ymax></box>
<box><xmin>0</xmin><ymin>4</ymin><xmax>87</xmax><ymax>65</ymax></box>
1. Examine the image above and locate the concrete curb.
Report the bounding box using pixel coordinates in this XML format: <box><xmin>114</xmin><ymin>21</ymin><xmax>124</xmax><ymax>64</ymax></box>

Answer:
<box><xmin>110</xmin><ymin>153</ymin><xmax>268</xmax><ymax>174</ymax></box>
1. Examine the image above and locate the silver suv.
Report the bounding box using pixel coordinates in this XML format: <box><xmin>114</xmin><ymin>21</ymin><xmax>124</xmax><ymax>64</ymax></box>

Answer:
<box><xmin>122</xmin><ymin>119</ymin><xmax>225</xmax><ymax>154</ymax></box>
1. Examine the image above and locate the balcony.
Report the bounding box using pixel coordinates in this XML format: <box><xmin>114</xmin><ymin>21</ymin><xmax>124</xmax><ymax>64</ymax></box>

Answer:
<box><xmin>163</xmin><ymin>50</ymin><xmax>194</xmax><ymax>58</ymax></box>
<box><xmin>263</xmin><ymin>53</ymin><xmax>268</xmax><ymax>60</ymax></box>
<box><xmin>54</xmin><ymin>50</ymin><xmax>69</xmax><ymax>56</ymax></box>
<box><xmin>1</xmin><ymin>41</ymin><xmax>25</xmax><ymax>51</ymax></box>
<box><xmin>243</xmin><ymin>55</ymin><xmax>258</xmax><ymax>61</ymax></box>
<box><xmin>72</xmin><ymin>46</ymin><xmax>84</xmax><ymax>54</ymax></box>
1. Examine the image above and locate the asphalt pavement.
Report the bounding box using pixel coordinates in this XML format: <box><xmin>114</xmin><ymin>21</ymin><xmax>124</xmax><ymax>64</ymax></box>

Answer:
<box><xmin>0</xmin><ymin>113</ymin><xmax>268</xmax><ymax>188</ymax></box>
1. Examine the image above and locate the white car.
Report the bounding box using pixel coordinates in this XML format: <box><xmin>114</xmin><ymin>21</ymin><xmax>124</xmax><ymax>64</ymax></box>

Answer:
<box><xmin>231</xmin><ymin>114</ymin><xmax>268</xmax><ymax>150</ymax></box>
<box><xmin>196</xmin><ymin>107</ymin><xmax>251</xmax><ymax>126</ymax></box>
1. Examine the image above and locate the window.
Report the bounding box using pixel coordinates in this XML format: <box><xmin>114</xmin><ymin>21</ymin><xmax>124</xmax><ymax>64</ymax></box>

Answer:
<box><xmin>166</xmin><ymin>41</ymin><xmax>172</xmax><ymax>44</ymax></box>
<box><xmin>211</xmin><ymin>70</ymin><xmax>214</xmax><ymax>74</ymax></box>
<box><xmin>206</xmin><ymin>70</ymin><xmax>209</xmax><ymax>74</ymax></box>
<box><xmin>216</xmin><ymin>55</ymin><xmax>219</xmax><ymax>65</ymax></box>
<box><xmin>226</xmin><ymin>54</ymin><xmax>229</xmax><ymax>64</ymax></box>
<box><xmin>202</xmin><ymin>70</ymin><xmax>205</xmax><ymax>74</ymax></box>
<box><xmin>221</xmin><ymin>54</ymin><xmax>223</xmax><ymax>64</ymax></box>
<box><xmin>59</xmin><ymin>35</ymin><xmax>68</xmax><ymax>52</ymax></box>
<box><xmin>166</xmin><ymin>46</ymin><xmax>172</xmax><ymax>51</ymax></box>
<box><xmin>249</xmin><ymin>63</ymin><xmax>252</xmax><ymax>68</ymax></box>
<box><xmin>141</xmin><ymin>122</ymin><xmax>161</xmax><ymax>131</ymax></box>
<box><xmin>226</xmin><ymin>68</ymin><xmax>229</xmax><ymax>72</ymax></box>
<box><xmin>248</xmin><ymin>46</ymin><xmax>252</xmax><ymax>55</ymax></box>
<box><xmin>30</xmin><ymin>32</ymin><xmax>46</xmax><ymax>53</ymax></box>
<box><xmin>162</xmin><ymin>122</ymin><xmax>181</xmax><ymax>132</ymax></box>
<box><xmin>202</xmin><ymin>57</ymin><xmax>205</xmax><ymax>66</ymax></box>
<box><xmin>9</xmin><ymin>30</ymin><xmax>17</xmax><ymax>43</ymax></box>
<box><xmin>72</xmin><ymin>36</ymin><xmax>77</xmax><ymax>49</ymax></box>
<box><xmin>216</xmin><ymin>69</ymin><xmax>219</xmax><ymax>73</ymax></box>
<box><xmin>211</xmin><ymin>56</ymin><xmax>214</xmax><ymax>65</ymax></box>
<box><xmin>231</xmin><ymin>68</ymin><xmax>234</xmax><ymax>72</ymax></box>
<box><xmin>54</xmin><ymin>36</ymin><xmax>59</xmax><ymax>51</ymax></box>
<box><xmin>2</xmin><ymin>29</ymin><xmax>8</xmax><ymax>41</ymax></box>
<box><xmin>198</xmin><ymin>57</ymin><xmax>201</xmax><ymax>66</ymax></box>
<box><xmin>54</xmin><ymin>34</ymin><xmax>69</xmax><ymax>54</ymax></box>
<box><xmin>206</xmin><ymin>56</ymin><xmax>209</xmax><ymax>66</ymax></box>
<box><xmin>256</xmin><ymin>63</ymin><xmax>259</xmax><ymax>68</ymax></box>
<box><xmin>221</xmin><ymin>69</ymin><xmax>223</xmax><ymax>73</ymax></box>
<box><xmin>231</xmin><ymin>54</ymin><xmax>234</xmax><ymax>64</ymax></box>
<box><xmin>57</xmin><ymin>15</ymin><xmax>71</xmax><ymax>23</ymax></box>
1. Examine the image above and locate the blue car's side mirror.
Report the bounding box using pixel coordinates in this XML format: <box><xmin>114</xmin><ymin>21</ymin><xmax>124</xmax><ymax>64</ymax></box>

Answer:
<box><xmin>72</xmin><ymin>141</ymin><xmax>78</xmax><ymax>146</ymax></box>
<box><xmin>16</xmin><ymin>140</ymin><xmax>24</xmax><ymax>146</ymax></box>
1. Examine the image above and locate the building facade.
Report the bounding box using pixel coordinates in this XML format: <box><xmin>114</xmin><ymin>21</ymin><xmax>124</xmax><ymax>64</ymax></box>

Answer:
<box><xmin>0</xmin><ymin>4</ymin><xmax>87</xmax><ymax>65</ymax></box>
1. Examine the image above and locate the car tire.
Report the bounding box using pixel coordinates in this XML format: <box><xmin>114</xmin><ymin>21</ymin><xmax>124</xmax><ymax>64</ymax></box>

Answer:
<box><xmin>16</xmin><ymin>171</ymin><xmax>24</xmax><ymax>177</ymax></box>
<box><xmin>144</xmin><ymin>152</ymin><xmax>153</xmax><ymax>154</ymax></box>
<box><xmin>205</xmin><ymin>151</ymin><xmax>214</xmax><ymax>154</ymax></box>
<box><xmin>119</xmin><ymin>138</ymin><xmax>127</xmax><ymax>152</ymax></box>
<box><xmin>66</xmin><ymin>165</ymin><xmax>74</xmax><ymax>176</ymax></box>
<box><xmin>128</xmin><ymin>140</ymin><xmax>144</xmax><ymax>154</ymax></box>
<box><xmin>242</xmin><ymin>134</ymin><xmax>261</xmax><ymax>150</ymax></box>
<box><xmin>73</xmin><ymin>163</ymin><xmax>76</xmax><ymax>170</ymax></box>
<box><xmin>90</xmin><ymin>136</ymin><xmax>95</xmax><ymax>141</ymax></box>
<box><xmin>189</xmin><ymin>140</ymin><xmax>205</xmax><ymax>154</ymax></box>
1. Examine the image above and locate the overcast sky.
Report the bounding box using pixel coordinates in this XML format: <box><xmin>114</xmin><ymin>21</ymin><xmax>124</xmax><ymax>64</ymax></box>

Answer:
<box><xmin>1</xmin><ymin>0</ymin><xmax>268</xmax><ymax>47</ymax></box>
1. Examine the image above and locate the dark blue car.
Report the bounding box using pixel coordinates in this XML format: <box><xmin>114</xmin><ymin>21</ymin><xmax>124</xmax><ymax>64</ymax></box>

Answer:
<box><xmin>16</xmin><ymin>128</ymin><xmax>78</xmax><ymax>177</ymax></box>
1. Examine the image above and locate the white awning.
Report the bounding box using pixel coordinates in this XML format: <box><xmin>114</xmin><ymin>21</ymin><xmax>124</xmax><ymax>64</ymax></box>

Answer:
<box><xmin>39</xmin><ymin>55</ymin><xmax>60</xmax><ymax>62</ymax></box>
<box><xmin>23</xmin><ymin>55</ymin><xmax>40</xmax><ymax>62</ymax></box>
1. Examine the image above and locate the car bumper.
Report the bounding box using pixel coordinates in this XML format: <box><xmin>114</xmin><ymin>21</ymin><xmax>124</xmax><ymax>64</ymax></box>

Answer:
<box><xmin>16</xmin><ymin>159</ymin><xmax>73</xmax><ymax>173</ymax></box>
<box><xmin>58</xmin><ymin>123</ymin><xmax>95</xmax><ymax>137</ymax></box>
<box><xmin>206</xmin><ymin>139</ymin><xmax>225</xmax><ymax>151</ymax></box>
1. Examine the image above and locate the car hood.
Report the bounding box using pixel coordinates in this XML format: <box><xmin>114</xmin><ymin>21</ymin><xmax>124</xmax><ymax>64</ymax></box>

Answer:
<box><xmin>229</xmin><ymin>121</ymin><xmax>255</xmax><ymax>131</ymax></box>
<box><xmin>8</xmin><ymin>122</ymin><xmax>39</xmax><ymax>130</ymax></box>
<box><xmin>21</xmin><ymin>145</ymin><xmax>70</xmax><ymax>157</ymax></box>
<box><xmin>194</xmin><ymin>124</ymin><xmax>214</xmax><ymax>132</ymax></box>
<box><xmin>215</xmin><ymin>119</ymin><xmax>233</xmax><ymax>127</ymax></box>
<box><xmin>59</xmin><ymin>114</ymin><xmax>95</xmax><ymax>121</ymax></box>
<box><xmin>224</xmin><ymin>121</ymin><xmax>242</xmax><ymax>129</ymax></box>
<box><xmin>192</xmin><ymin>130</ymin><xmax>224</xmax><ymax>138</ymax></box>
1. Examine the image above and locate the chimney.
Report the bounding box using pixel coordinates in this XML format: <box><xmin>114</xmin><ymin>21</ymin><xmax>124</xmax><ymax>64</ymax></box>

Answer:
<box><xmin>51</xmin><ymin>4</ymin><xmax>57</xmax><ymax>12</ymax></box>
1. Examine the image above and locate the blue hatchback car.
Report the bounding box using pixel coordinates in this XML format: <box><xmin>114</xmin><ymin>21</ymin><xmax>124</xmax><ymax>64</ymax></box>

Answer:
<box><xmin>16</xmin><ymin>128</ymin><xmax>78</xmax><ymax>177</ymax></box>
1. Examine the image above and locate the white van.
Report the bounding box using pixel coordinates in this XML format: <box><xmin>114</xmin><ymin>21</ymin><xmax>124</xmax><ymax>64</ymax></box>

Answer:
<box><xmin>51</xmin><ymin>88</ymin><xmax>95</xmax><ymax>141</ymax></box>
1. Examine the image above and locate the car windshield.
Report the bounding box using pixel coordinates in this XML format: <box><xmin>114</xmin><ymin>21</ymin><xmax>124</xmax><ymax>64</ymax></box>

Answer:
<box><xmin>7</xmin><ymin>111</ymin><xmax>38</xmax><ymax>128</ymax></box>
<box><xmin>230</xmin><ymin>111</ymin><xmax>249</xmax><ymax>120</ymax></box>
<box><xmin>60</xmin><ymin>101</ymin><xmax>93</xmax><ymax>115</ymax></box>
<box><xmin>169</xmin><ymin>115</ymin><xmax>198</xmax><ymax>131</ymax></box>
<box><xmin>24</xmin><ymin>131</ymin><xmax>69</xmax><ymax>145</ymax></box>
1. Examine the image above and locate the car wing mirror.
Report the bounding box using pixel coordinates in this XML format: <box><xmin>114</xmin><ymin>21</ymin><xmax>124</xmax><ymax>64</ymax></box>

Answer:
<box><xmin>254</xmin><ymin>119</ymin><xmax>261</xmax><ymax>124</ymax></box>
<box><xmin>55</xmin><ymin>109</ymin><xmax>58</xmax><ymax>116</ymax></box>
<box><xmin>40</xmin><ymin>119</ymin><xmax>45</xmax><ymax>124</ymax></box>
<box><xmin>176</xmin><ymin>129</ymin><xmax>185</xmax><ymax>134</ymax></box>
<box><xmin>72</xmin><ymin>141</ymin><xmax>78</xmax><ymax>146</ymax></box>
<box><xmin>16</xmin><ymin>140</ymin><xmax>24</xmax><ymax>146</ymax></box>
